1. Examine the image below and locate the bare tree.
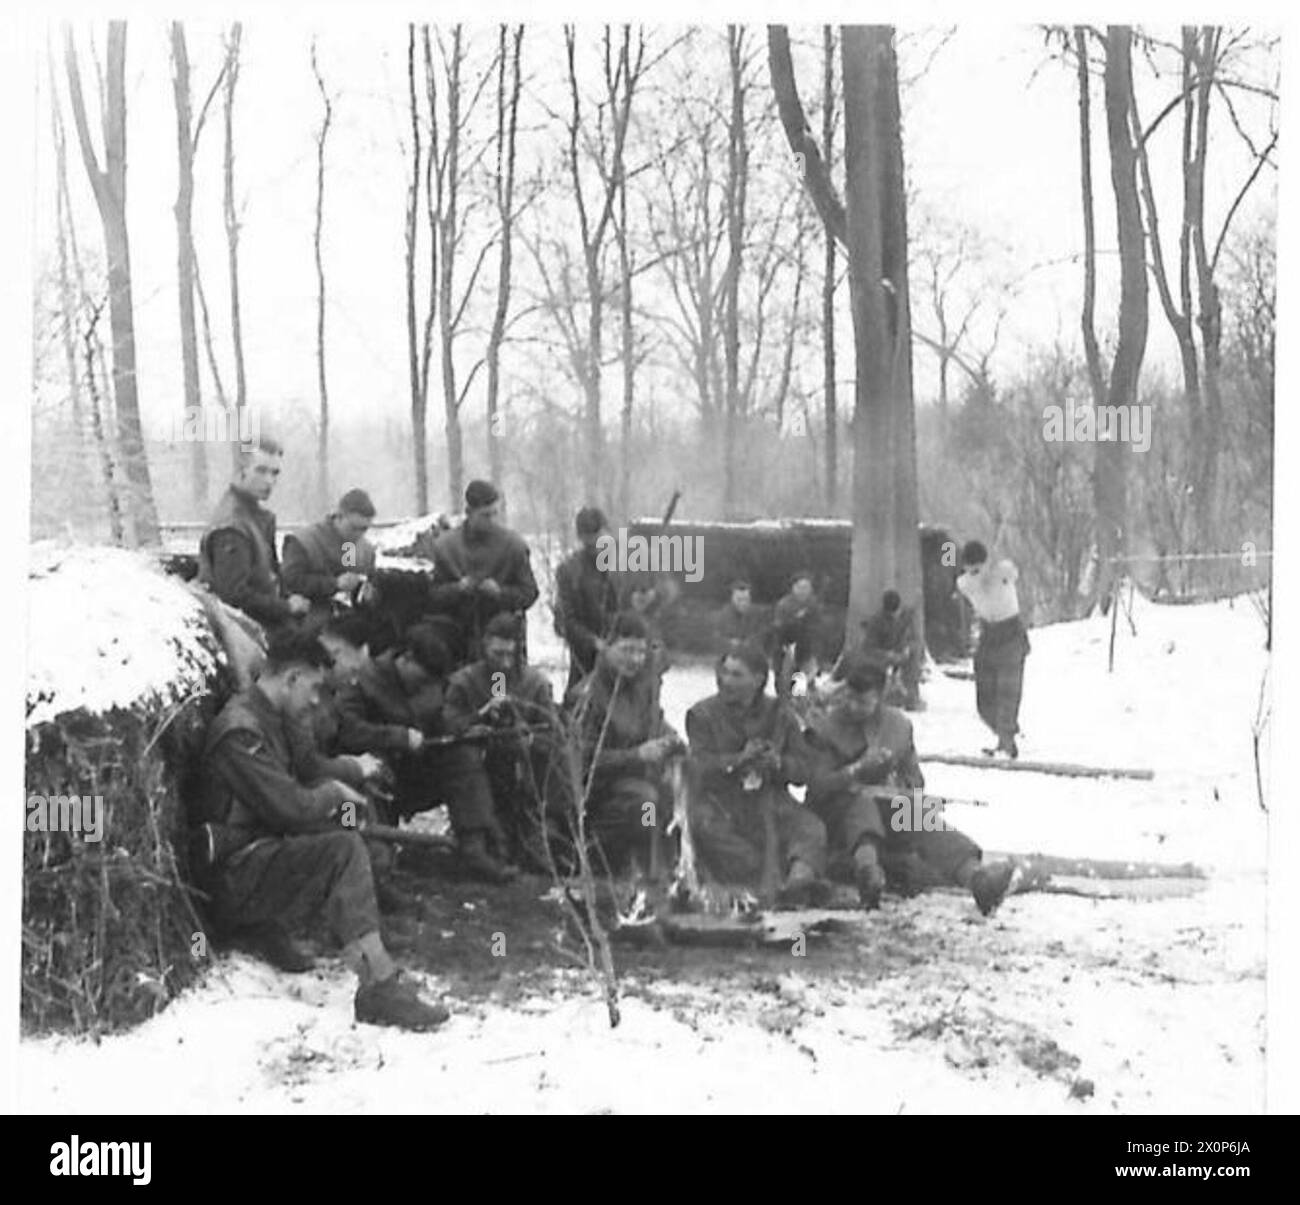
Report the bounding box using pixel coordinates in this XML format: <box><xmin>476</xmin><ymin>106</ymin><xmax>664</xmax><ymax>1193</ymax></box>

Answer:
<box><xmin>1128</xmin><ymin>26</ymin><xmax>1278</xmax><ymax>549</ymax></box>
<box><xmin>821</xmin><ymin>25</ymin><xmax>839</xmax><ymax>512</ymax></box>
<box><xmin>170</xmin><ymin>24</ymin><xmax>227</xmax><ymax>511</ymax></box>
<box><xmin>720</xmin><ymin>26</ymin><xmax>749</xmax><ymax>516</ymax></box>
<box><xmin>404</xmin><ymin>24</ymin><xmax>436</xmax><ymax>514</ymax></box>
<box><xmin>485</xmin><ymin>25</ymin><xmax>524</xmax><ymax>485</ymax></box>
<box><xmin>1072</xmin><ymin>26</ymin><xmax>1150</xmax><ymax>603</ymax></box>
<box><xmin>311</xmin><ymin>38</ymin><xmax>334</xmax><ymax>509</ymax></box>
<box><xmin>564</xmin><ymin>25</ymin><xmax>646</xmax><ymax>503</ymax></box>
<box><xmin>82</xmin><ymin>300</ymin><xmax>125</xmax><ymax>544</ymax></box>
<box><xmin>769</xmin><ymin>25</ymin><xmax>924</xmax><ymax>642</ymax></box>
<box><xmin>429</xmin><ymin>27</ymin><xmax>500</xmax><ymax>509</ymax></box>
<box><xmin>222</xmin><ymin>24</ymin><xmax>247</xmax><ymax>447</ymax></box>
<box><xmin>63</xmin><ymin>23</ymin><xmax>159</xmax><ymax>546</ymax></box>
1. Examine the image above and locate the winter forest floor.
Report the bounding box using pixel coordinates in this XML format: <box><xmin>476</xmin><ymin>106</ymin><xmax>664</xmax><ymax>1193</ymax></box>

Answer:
<box><xmin>17</xmin><ymin>592</ymin><xmax>1269</xmax><ymax>1113</ymax></box>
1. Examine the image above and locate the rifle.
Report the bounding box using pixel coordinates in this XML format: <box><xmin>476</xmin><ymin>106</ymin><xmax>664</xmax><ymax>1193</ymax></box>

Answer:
<box><xmin>360</xmin><ymin>820</ymin><xmax>457</xmax><ymax>852</ymax></box>
<box><xmin>659</xmin><ymin>487</ymin><xmax>682</xmax><ymax>529</ymax></box>
<box><xmin>416</xmin><ymin>722</ymin><xmax>550</xmax><ymax>750</ymax></box>
<box><xmin>858</xmin><ymin>787</ymin><xmax>990</xmax><ymax>809</ymax></box>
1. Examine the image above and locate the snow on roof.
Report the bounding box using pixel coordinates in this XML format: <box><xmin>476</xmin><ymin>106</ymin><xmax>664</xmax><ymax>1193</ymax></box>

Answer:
<box><xmin>369</xmin><ymin>514</ymin><xmax>449</xmax><ymax>554</ymax></box>
<box><xmin>26</xmin><ymin>543</ymin><xmax>224</xmax><ymax>729</ymax></box>
<box><xmin>373</xmin><ymin>553</ymin><xmax>435</xmax><ymax>575</ymax></box>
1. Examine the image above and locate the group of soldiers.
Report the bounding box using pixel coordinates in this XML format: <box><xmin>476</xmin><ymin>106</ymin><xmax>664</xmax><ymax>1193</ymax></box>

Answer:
<box><xmin>188</xmin><ymin>437</ymin><xmax>1021</xmax><ymax>1033</ymax></box>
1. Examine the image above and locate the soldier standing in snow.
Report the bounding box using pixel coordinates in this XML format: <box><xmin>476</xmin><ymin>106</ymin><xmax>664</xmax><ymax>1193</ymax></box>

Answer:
<box><xmin>955</xmin><ymin>540</ymin><xmax>1030</xmax><ymax>759</ymax></box>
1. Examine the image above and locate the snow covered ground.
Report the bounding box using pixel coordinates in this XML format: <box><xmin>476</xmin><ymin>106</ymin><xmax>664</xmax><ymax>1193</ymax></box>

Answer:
<box><xmin>17</xmin><ymin>592</ymin><xmax>1269</xmax><ymax>1114</ymax></box>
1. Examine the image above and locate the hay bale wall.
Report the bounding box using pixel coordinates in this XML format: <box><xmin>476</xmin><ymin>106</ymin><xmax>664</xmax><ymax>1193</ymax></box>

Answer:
<box><xmin>23</xmin><ymin>545</ymin><xmax>233</xmax><ymax>1034</ymax></box>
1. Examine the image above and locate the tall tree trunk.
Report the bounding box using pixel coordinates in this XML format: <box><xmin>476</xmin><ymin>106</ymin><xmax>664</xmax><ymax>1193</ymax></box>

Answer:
<box><xmin>773</xmin><ymin>220</ymin><xmax>805</xmax><ymax>432</ymax></box>
<box><xmin>878</xmin><ymin>33</ymin><xmax>924</xmax><ymax>655</ymax></box>
<box><xmin>404</xmin><ymin>25</ymin><xmax>430</xmax><ymax>514</ymax></box>
<box><xmin>840</xmin><ymin>26</ymin><xmax>920</xmax><ymax>636</ymax></box>
<box><xmin>486</xmin><ymin>25</ymin><xmax>523</xmax><ymax>487</ymax></box>
<box><xmin>436</xmin><ymin>28</ymin><xmax>466</xmax><ymax>510</ymax></box>
<box><xmin>311</xmin><ymin>39</ymin><xmax>333</xmax><ymax>510</ymax></box>
<box><xmin>64</xmin><ymin>23</ymin><xmax>160</xmax><ymax>547</ymax></box>
<box><xmin>170</xmin><ymin>23</ymin><xmax>208</xmax><ymax>510</ymax></box>
<box><xmin>1098</xmin><ymin>25</ymin><xmax>1148</xmax><ymax>601</ymax></box>
<box><xmin>82</xmin><ymin>303</ymin><xmax>125</xmax><ymax>544</ymax></box>
<box><xmin>617</xmin><ymin>148</ymin><xmax>634</xmax><ymax>520</ymax></box>
<box><xmin>1074</xmin><ymin>28</ymin><xmax>1107</xmax><ymax>412</ymax></box>
<box><xmin>821</xmin><ymin>24</ymin><xmax>838</xmax><ymax>512</ymax></box>
<box><xmin>222</xmin><ymin>23</ymin><xmax>246</xmax><ymax>470</ymax></box>
<box><xmin>1188</xmin><ymin>26</ymin><xmax>1222</xmax><ymax>548</ymax></box>
<box><xmin>722</xmin><ymin>26</ymin><xmax>747</xmax><ymax>518</ymax></box>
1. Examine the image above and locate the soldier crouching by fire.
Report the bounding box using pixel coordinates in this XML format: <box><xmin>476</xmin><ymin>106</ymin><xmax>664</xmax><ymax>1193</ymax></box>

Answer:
<box><xmin>566</xmin><ymin>612</ymin><xmax>684</xmax><ymax>882</ymax></box>
<box><xmin>684</xmin><ymin>641</ymin><xmax>832</xmax><ymax>907</ymax></box>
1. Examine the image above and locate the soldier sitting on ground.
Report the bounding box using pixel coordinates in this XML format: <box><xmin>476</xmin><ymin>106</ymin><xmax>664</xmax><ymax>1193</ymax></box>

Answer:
<box><xmin>771</xmin><ymin>570</ymin><xmax>825</xmax><ymax>689</ymax></box>
<box><xmin>802</xmin><ymin>653</ymin><xmax>1016</xmax><ymax>914</ymax></box>
<box><xmin>194</xmin><ymin>628</ymin><xmax>448</xmax><ymax>1031</ymax></box>
<box><xmin>711</xmin><ymin>577</ymin><xmax>769</xmax><ymax>651</ymax></box>
<box><xmin>857</xmin><ymin>588</ymin><xmax>923</xmax><ymax>711</ymax></box>
<box><xmin>443</xmin><ymin>612</ymin><xmax>569</xmax><ymax>874</ymax></box>
<box><xmin>685</xmin><ymin>641</ymin><xmax>831</xmax><ymax>907</ymax></box>
<box><xmin>567</xmin><ymin>612</ymin><xmax>683</xmax><ymax>880</ymax></box>
<box><xmin>304</xmin><ymin>617</ymin><xmax>490</xmax><ymax>898</ymax></box>
<box><xmin>197</xmin><ymin>436</ymin><xmax>310</xmax><ymax>631</ymax></box>
<box><xmin>279</xmin><ymin>612</ymin><xmax>420</xmax><ymax>924</ymax></box>
<box><xmin>281</xmin><ymin>487</ymin><xmax>379</xmax><ymax>621</ymax></box>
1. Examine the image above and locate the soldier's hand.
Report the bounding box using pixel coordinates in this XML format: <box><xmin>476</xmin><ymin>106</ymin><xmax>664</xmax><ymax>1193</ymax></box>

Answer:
<box><xmin>406</xmin><ymin>728</ymin><xmax>425</xmax><ymax>753</ymax></box>
<box><xmin>479</xmin><ymin>577</ymin><xmax>502</xmax><ymax>597</ymax></box>
<box><xmin>336</xmin><ymin>572</ymin><xmax>364</xmax><ymax>594</ymax></box>
<box><xmin>457</xmin><ymin>577</ymin><xmax>475</xmax><ymax>594</ymax></box>
<box><xmin>852</xmin><ymin>747</ymin><xmax>895</xmax><ymax>779</ymax></box>
<box><xmin>352</xmin><ymin>752</ymin><xmax>386</xmax><ymax>780</ymax></box>
<box><xmin>287</xmin><ymin>594</ymin><xmax>312</xmax><ymax>617</ymax></box>
<box><xmin>356</xmin><ymin>580</ymin><xmax>378</xmax><ymax>607</ymax></box>
<box><xmin>637</xmin><ymin>737</ymin><xmax>672</xmax><ymax>764</ymax></box>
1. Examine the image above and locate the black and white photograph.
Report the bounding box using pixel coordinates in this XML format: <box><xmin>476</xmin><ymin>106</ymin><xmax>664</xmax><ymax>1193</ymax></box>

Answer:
<box><xmin>3</xmin><ymin>0</ymin><xmax>1294</xmax><ymax>1140</ymax></box>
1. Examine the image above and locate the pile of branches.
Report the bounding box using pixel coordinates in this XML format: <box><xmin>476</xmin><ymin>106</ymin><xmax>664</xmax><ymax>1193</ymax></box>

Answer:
<box><xmin>23</xmin><ymin>695</ymin><xmax>222</xmax><ymax>1034</ymax></box>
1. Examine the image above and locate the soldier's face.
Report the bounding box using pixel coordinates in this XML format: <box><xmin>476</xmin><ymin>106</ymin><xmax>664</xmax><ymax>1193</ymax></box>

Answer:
<box><xmin>337</xmin><ymin>511</ymin><xmax>371</xmax><ymax>542</ymax></box>
<box><xmin>607</xmin><ymin>637</ymin><xmax>648</xmax><ymax>678</ymax></box>
<box><xmin>237</xmin><ymin>449</ymin><xmax>282</xmax><ymax>501</ymax></box>
<box><xmin>731</xmin><ymin>588</ymin><xmax>751</xmax><ymax>611</ymax></box>
<box><xmin>484</xmin><ymin>637</ymin><xmax>516</xmax><ymax>673</ymax></box>
<box><xmin>320</xmin><ymin>634</ymin><xmax>369</xmax><ymax>682</ymax></box>
<box><xmin>285</xmin><ymin>667</ymin><xmax>325</xmax><ymax>717</ymax></box>
<box><xmin>580</xmin><ymin>527</ymin><xmax>606</xmax><ymax>552</ymax></box>
<box><xmin>718</xmin><ymin>656</ymin><xmax>761</xmax><ymax>706</ymax></box>
<box><xmin>792</xmin><ymin>578</ymin><xmax>813</xmax><ymax>603</ymax></box>
<box><xmin>467</xmin><ymin>502</ymin><xmax>500</xmax><ymax>535</ymax></box>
